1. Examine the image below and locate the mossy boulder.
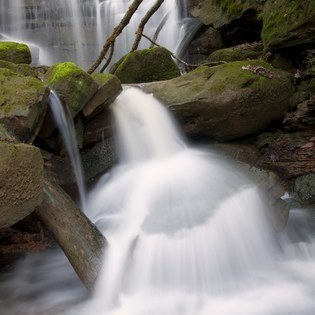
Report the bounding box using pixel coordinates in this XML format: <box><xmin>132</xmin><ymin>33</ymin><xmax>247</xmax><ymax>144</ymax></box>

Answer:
<box><xmin>44</xmin><ymin>62</ymin><xmax>98</xmax><ymax>117</ymax></box>
<box><xmin>187</xmin><ymin>0</ymin><xmax>263</xmax><ymax>28</ymax></box>
<box><xmin>143</xmin><ymin>60</ymin><xmax>294</xmax><ymax>141</ymax></box>
<box><xmin>0</xmin><ymin>68</ymin><xmax>49</xmax><ymax>142</ymax></box>
<box><xmin>262</xmin><ymin>0</ymin><xmax>315</xmax><ymax>51</ymax></box>
<box><xmin>0</xmin><ymin>142</ymin><xmax>44</xmax><ymax>228</ymax></box>
<box><xmin>82</xmin><ymin>73</ymin><xmax>122</xmax><ymax>118</ymax></box>
<box><xmin>112</xmin><ymin>47</ymin><xmax>180</xmax><ymax>84</ymax></box>
<box><xmin>0</xmin><ymin>41</ymin><xmax>32</xmax><ymax>64</ymax></box>
<box><xmin>209</xmin><ymin>43</ymin><xmax>263</xmax><ymax>62</ymax></box>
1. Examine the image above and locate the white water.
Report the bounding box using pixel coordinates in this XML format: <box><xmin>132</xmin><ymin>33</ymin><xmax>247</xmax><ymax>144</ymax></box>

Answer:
<box><xmin>48</xmin><ymin>90</ymin><xmax>87</xmax><ymax>210</ymax></box>
<box><xmin>0</xmin><ymin>88</ymin><xmax>314</xmax><ymax>315</ymax></box>
<box><xmin>0</xmin><ymin>0</ymin><xmax>185</xmax><ymax>69</ymax></box>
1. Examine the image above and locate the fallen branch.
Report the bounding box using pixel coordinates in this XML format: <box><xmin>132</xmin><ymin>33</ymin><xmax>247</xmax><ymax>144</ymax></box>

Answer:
<box><xmin>131</xmin><ymin>0</ymin><xmax>165</xmax><ymax>52</ymax></box>
<box><xmin>88</xmin><ymin>0</ymin><xmax>144</xmax><ymax>74</ymax></box>
<box><xmin>36</xmin><ymin>175</ymin><xmax>107</xmax><ymax>290</ymax></box>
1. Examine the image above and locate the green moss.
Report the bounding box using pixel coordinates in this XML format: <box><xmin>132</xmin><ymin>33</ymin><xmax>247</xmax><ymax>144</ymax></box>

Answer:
<box><xmin>209</xmin><ymin>46</ymin><xmax>263</xmax><ymax>62</ymax></box>
<box><xmin>0</xmin><ymin>68</ymin><xmax>46</xmax><ymax>117</ymax></box>
<box><xmin>0</xmin><ymin>41</ymin><xmax>31</xmax><ymax>64</ymax></box>
<box><xmin>0</xmin><ymin>60</ymin><xmax>36</xmax><ymax>77</ymax></box>
<box><xmin>262</xmin><ymin>0</ymin><xmax>315</xmax><ymax>49</ymax></box>
<box><xmin>44</xmin><ymin>62</ymin><xmax>98</xmax><ymax>116</ymax></box>
<box><xmin>211</xmin><ymin>0</ymin><xmax>245</xmax><ymax>17</ymax></box>
<box><xmin>45</xmin><ymin>62</ymin><xmax>81</xmax><ymax>86</ymax></box>
<box><xmin>114</xmin><ymin>47</ymin><xmax>180</xmax><ymax>84</ymax></box>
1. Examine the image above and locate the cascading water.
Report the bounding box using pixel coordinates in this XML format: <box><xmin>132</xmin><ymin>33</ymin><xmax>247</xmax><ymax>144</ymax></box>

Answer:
<box><xmin>0</xmin><ymin>0</ymin><xmax>186</xmax><ymax>69</ymax></box>
<box><xmin>67</xmin><ymin>88</ymin><xmax>315</xmax><ymax>315</ymax></box>
<box><xmin>48</xmin><ymin>90</ymin><xmax>87</xmax><ymax>210</ymax></box>
<box><xmin>0</xmin><ymin>88</ymin><xmax>314</xmax><ymax>315</ymax></box>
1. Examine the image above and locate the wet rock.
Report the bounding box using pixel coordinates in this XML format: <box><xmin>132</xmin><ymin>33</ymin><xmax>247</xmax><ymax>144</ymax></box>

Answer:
<box><xmin>112</xmin><ymin>47</ymin><xmax>180</xmax><ymax>84</ymax></box>
<box><xmin>144</xmin><ymin>60</ymin><xmax>294</xmax><ymax>141</ymax></box>
<box><xmin>0</xmin><ymin>142</ymin><xmax>44</xmax><ymax>228</ymax></box>
<box><xmin>0</xmin><ymin>41</ymin><xmax>32</xmax><ymax>64</ymax></box>
<box><xmin>0</xmin><ymin>68</ymin><xmax>49</xmax><ymax>142</ymax></box>
<box><xmin>43</xmin><ymin>62</ymin><xmax>98</xmax><ymax>117</ymax></box>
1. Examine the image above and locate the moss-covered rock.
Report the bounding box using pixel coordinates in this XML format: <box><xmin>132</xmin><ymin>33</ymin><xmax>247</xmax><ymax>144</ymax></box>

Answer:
<box><xmin>0</xmin><ymin>68</ymin><xmax>49</xmax><ymax>142</ymax></box>
<box><xmin>44</xmin><ymin>62</ymin><xmax>98</xmax><ymax>117</ymax></box>
<box><xmin>82</xmin><ymin>73</ymin><xmax>122</xmax><ymax>118</ymax></box>
<box><xmin>113</xmin><ymin>47</ymin><xmax>180</xmax><ymax>84</ymax></box>
<box><xmin>262</xmin><ymin>0</ymin><xmax>315</xmax><ymax>51</ymax></box>
<box><xmin>0</xmin><ymin>142</ymin><xmax>44</xmax><ymax>228</ymax></box>
<box><xmin>188</xmin><ymin>0</ymin><xmax>263</xmax><ymax>28</ymax></box>
<box><xmin>209</xmin><ymin>42</ymin><xmax>263</xmax><ymax>62</ymax></box>
<box><xmin>143</xmin><ymin>60</ymin><xmax>294</xmax><ymax>141</ymax></box>
<box><xmin>0</xmin><ymin>41</ymin><xmax>32</xmax><ymax>64</ymax></box>
<box><xmin>0</xmin><ymin>60</ymin><xmax>36</xmax><ymax>77</ymax></box>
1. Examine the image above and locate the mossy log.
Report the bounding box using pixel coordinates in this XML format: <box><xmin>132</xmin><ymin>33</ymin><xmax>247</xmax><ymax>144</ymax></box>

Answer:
<box><xmin>36</xmin><ymin>175</ymin><xmax>106</xmax><ymax>290</ymax></box>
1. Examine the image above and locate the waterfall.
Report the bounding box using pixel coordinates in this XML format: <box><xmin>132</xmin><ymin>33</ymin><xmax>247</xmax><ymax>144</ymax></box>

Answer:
<box><xmin>48</xmin><ymin>90</ymin><xmax>87</xmax><ymax>211</ymax></box>
<box><xmin>0</xmin><ymin>0</ymin><xmax>186</xmax><ymax>69</ymax></box>
<box><xmin>69</xmin><ymin>88</ymin><xmax>315</xmax><ymax>315</ymax></box>
<box><xmin>0</xmin><ymin>88</ymin><xmax>314</xmax><ymax>315</ymax></box>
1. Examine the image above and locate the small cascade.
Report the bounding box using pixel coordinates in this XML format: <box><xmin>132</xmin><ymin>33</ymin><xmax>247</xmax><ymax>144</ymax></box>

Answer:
<box><xmin>0</xmin><ymin>0</ymin><xmax>187</xmax><ymax>69</ymax></box>
<box><xmin>72</xmin><ymin>88</ymin><xmax>315</xmax><ymax>315</ymax></box>
<box><xmin>48</xmin><ymin>90</ymin><xmax>87</xmax><ymax>211</ymax></box>
<box><xmin>0</xmin><ymin>89</ymin><xmax>314</xmax><ymax>315</ymax></box>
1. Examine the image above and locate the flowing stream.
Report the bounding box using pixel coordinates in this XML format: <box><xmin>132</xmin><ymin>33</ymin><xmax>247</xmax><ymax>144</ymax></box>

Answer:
<box><xmin>1</xmin><ymin>88</ymin><xmax>314</xmax><ymax>315</ymax></box>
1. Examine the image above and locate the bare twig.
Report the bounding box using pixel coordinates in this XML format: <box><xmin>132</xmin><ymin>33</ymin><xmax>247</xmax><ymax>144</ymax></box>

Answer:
<box><xmin>131</xmin><ymin>0</ymin><xmax>165</xmax><ymax>52</ymax></box>
<box><xmin>88</xmin><ymin>0</ymin><xmax>144</xmax><ymax>74</ymax></box>
<box><xmin>100</xmin><ymin>42</ymin><xmax>115</xmax><ymax>73</ymax></box>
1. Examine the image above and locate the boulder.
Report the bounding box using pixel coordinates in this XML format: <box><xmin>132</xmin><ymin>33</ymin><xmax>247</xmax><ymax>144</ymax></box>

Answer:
<box><xmin>82</xmin><ymin>73</ymin><xmax>122</xmax><ymax>119</ymax></box>
<box><xmin>112</xmin><ymin>47</ymin><xmax>180</xmax><ymax>84</ymax></box>
<box><xmin>0</xmin><ymin>41</ymin><xmax>32</xmax><ymax>64</ymax></box>
<box><xmin>43</xmin><ymin>62</ymin><xmax>98</xmax><ymax>117</ymax></box>
<box><xmin>143</xmin><ymin>60</ymin><xmax>294</xmax><ymax>141</ymax></box>
<box><xmin>262</xmin><ymin>0</ymin><xmax>315</xmax><ymax>51</ymax></box>
<box><xmin>187</xmin><ymin>0</ymin><xmax>263</xmax><ymax>29</ymax></box>
<box><xmin>0</xmin><ymin>68</ymin><xmax>49</xmax><ymax>142</ymax></box>
<box><xmin>0</xmin><ymin>142</ymin><xmax>44</xmax><ymax>228</ymax></box>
